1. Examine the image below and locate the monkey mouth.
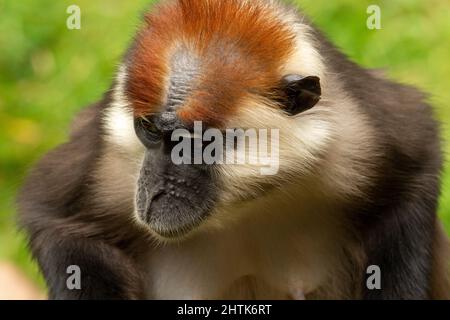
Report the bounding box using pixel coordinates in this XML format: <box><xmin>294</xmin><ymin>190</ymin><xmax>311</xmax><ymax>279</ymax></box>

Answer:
<box><xmin>135</xmin><ymin>150</ymin><xmax>218</xmax><ymax>239</ymax></box>
<box><xmin>136</xmin><ymin>186</ymin><xmax>215</xmax><ymax>239</ymax></box>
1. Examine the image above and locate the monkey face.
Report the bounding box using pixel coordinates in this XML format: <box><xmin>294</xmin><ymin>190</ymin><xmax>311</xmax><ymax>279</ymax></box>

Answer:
<box><xmin>114</xmin><ymin>0</ymin><xmax>329</xmax><ymax>239</ymax></box>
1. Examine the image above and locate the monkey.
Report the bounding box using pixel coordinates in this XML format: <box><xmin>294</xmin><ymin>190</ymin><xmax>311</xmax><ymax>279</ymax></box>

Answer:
<box><xmin>18</xmin><ymin>0</ymin><xmax>450</xmax><ymax>300</ymax></box>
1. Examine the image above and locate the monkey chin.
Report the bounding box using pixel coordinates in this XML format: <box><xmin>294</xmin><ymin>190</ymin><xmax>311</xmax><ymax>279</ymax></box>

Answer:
<box><xmin>134</xmin><ymin>215</ymin><xmax>209</xmax><ymax>244</ymax></box>
<box><xmin>133</xmin><ymin>198</ymin><xmax>215</xmax><ymax>244</ymax></box>
<box><xmin>145</xmin><ymin>222</ymin><xmax>215</xmax><ymax>245</ymax></box>
<box><xmin>149</xmin><ymin>221</ymin><xmax>206</xmax><ymax>244</ymax></box>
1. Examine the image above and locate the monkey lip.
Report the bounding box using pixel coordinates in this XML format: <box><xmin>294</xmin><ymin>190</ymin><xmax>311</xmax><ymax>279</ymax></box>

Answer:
<box><xmin>151</xmin><ymin>222</ymin><xmax>202</xmax><ymax>240</ymax></box>
<box><xmin>137</xmin><ymin>190</ymin><xmax>212</xmax><ymax>240</ymax></box>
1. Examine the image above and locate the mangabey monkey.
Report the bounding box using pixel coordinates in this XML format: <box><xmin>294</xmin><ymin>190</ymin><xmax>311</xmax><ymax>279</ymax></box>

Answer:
<box><xmin>19</xmin><ymin>0</ymin><xmax>450</xmax><ymax>299</ymax></box>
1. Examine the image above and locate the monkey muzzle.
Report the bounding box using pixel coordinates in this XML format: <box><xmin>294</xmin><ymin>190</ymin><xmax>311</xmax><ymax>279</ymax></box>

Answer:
<box><xmin>135</xmin><ymin>148</ymin><xmax>217</xmax><ymax>239</ymax></box>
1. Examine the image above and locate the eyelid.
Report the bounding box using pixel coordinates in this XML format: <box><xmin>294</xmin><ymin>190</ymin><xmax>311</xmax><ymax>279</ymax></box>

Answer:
<box><xmin>141</xmin><ymin>116</ymin><xmax>153</xmax><ymax>124</ymax></box>
<box><xmin>134</xmin><ymin>116</ymin><xmax>162</xmax><ymax>147</ymax></box>
<box><xmin>140</xmin><ymin>116</ymin><xmax>160</xmax><ymax>131</ymax></box>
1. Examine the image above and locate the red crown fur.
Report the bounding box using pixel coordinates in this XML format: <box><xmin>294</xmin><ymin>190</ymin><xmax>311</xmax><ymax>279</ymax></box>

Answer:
<box><xmin>126</xmin><ymin>0</ymin><xmax>296</xmax><ymax>127</ymax></box>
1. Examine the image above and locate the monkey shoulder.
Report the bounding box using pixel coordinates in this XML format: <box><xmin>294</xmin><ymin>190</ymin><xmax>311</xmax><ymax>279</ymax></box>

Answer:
<box><xmin>18</xmin><ymin>101</ymin><xmax>104</xmax><ymax>225</ymax></box>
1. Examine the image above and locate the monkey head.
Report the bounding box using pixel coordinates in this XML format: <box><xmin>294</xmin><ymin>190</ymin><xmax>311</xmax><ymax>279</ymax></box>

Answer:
<box><xmin>105</xmin><ymin>0</ymin><xmax>328</xmax><ymax>240</ymax></box>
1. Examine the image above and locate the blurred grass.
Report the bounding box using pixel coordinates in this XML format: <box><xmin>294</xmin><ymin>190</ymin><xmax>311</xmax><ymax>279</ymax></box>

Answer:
<box><xmin>0</xmin><ymin>0</ymin><xmax>449</xmax><ymax>289</ymax></box>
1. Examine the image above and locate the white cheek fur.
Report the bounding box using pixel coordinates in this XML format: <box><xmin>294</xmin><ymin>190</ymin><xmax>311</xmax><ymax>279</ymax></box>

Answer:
<box><xmin>102</xmin><ymin>65</ymin><xmax>145</xmax><ymax>157</ymax></box>
<box><xmin>215</xmin><ymin>99</ymin><xmax>333</xmax><ymax>205</ymax></box>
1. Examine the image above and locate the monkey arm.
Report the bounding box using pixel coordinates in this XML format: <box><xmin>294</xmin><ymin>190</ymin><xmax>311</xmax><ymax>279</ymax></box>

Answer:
<box><xmin>30</xmin><ymin>231</ymin><xmax>144</xmax><ymax>300</ymax></box>
<box><xmin>361</xmin><ymin>173</ymin><xmax>440</xmax><ymax>299</ymax></box>
<box><xmin>336</xmin><ymin>62</ymin><xmax>446</xmax><ymax>299</ymax></box>
<box><xmin>18</xmin><ymin>101</ymin><xmax>145</xmax><ymax>299</ymax></box>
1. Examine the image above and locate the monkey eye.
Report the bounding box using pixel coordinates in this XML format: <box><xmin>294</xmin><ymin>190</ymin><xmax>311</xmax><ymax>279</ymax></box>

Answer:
<box><xmin>134</xmin><ymin>116</ymin><xmax>162</xmax><ymax>147</ymax></box>
<box><xmin>141</xmin><ymin>116</ymin><xmax>160</xmax><ymax>134</ymax></box>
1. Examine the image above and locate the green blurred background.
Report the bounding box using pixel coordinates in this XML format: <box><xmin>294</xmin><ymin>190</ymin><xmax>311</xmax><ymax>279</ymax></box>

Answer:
<box><xmin>0</xmin><ymin>0</ymin><xmax>449</xmax><ymax>290</ymax></box>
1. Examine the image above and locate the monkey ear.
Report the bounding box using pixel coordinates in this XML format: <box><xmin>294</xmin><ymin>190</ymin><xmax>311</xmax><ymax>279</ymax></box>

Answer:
<box><xmin>281</xmin><ymin>75</ymin><xmax>322</xmax><ymax>116</ymax></box>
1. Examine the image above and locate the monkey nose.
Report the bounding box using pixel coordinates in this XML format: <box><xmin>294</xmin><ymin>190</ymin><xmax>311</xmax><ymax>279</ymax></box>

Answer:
<box><xmin>154</xmin><ymin>111</ymin><xmax>184</xmax><ymax>133</ymax></box>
